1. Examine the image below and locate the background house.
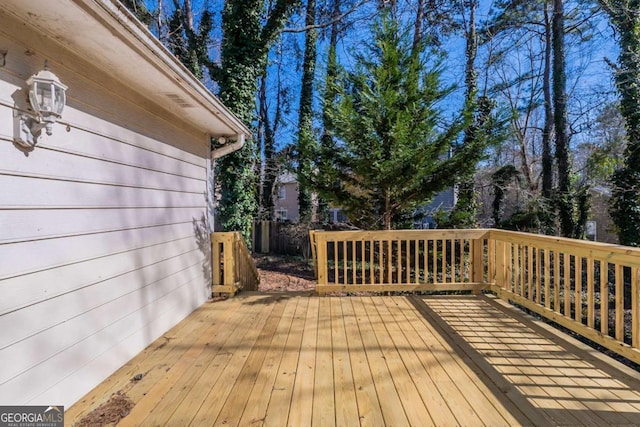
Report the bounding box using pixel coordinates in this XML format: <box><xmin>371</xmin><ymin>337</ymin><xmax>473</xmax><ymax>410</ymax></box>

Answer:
<box><xmin>588</xmin><ymin>186</ymin><xmax>618</xmax><ymax>244</ymax></box>
<box><xmin>0</xmin><ymin>0</ymin><xmax>248</xmax><ymax>408</ymax></box>
<box><xmin>414</xmin><ymin>188</ymin><xmax>457</xmax><ymax>229</ymax></box>
<box><xmin>273</xmin><ymin>171</ymin><xmax>300</xmax><ymax>222</ymax></box>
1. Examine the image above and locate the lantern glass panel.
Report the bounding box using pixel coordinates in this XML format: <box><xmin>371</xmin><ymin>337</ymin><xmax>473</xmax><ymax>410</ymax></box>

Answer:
<box><xmin>53</xmin><ymin>85</ymin><xmax>65</xmax><ymax>115</ymax></box>
<box><xmin>29</xmin><ymin>81</ymin><xmax>53</xmax><ymax>113</ymax></box>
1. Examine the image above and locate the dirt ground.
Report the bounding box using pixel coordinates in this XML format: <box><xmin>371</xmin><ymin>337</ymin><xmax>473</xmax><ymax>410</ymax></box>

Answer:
<box><xmin>253</xmin><ymin>254</ymin><xmax>316</xmax><ymax>292</ymax></box>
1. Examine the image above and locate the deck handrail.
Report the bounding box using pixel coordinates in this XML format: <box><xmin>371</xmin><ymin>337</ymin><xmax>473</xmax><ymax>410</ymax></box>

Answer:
<box><xmin>486</xmin><ymin>228</ymin><xmax>640</xmax><ymax>366</ymax></box>
<box><xmin>310</xmin><ymin>228</ymin><xmax>640</xmax><ymax>365</ymax></box>
<box><xmin>312</xmin><ymin>229</ymin><xmax>490</xmax><ymax>295</ymax></box>
<box><xmin>211</xmin><ymin>232</ymin><xmax>260</xmax><ymax>295</ymax></box>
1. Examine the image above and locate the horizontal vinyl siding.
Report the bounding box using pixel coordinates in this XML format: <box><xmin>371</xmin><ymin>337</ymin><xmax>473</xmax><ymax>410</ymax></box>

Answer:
<box><xmin>0</xmin><ymin>26</ymin><xmax>212</xmax><ymax>407</ymax></box>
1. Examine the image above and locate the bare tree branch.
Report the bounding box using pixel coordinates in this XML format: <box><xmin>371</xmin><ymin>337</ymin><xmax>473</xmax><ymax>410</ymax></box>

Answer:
<box><xmin>279</xmin><ymin>0</ymin><xmax>370</xmax><ymax>34</ymax></box>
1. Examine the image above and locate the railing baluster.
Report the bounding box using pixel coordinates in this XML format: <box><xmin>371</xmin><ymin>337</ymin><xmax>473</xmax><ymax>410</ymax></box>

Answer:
<box><xmin>369</xmin><ymin>240</ymin><xmax>375</xmax><ymax>285</ymax></box>
<box><xmin>527</xmin><ymin>246</ymin><xmax>533</xmax><ymax>300</ymax></box>
<box><xmin>459</xmin><ymin>239</ymin><xmax>464</xmax><ymax>282</ymax></box>
<box><xmin>506</xmin><ymin>243</ymin><xmax>513</xmax><ymax>293</ymax></box>
<box><xmin>587</xmin><ymin>258</ymin><xmax>594</xmax><ymax>328</ymax></box>
<box><xmin>575</xmin><ymin>256</ymin><xmax>583</xmax><ymax>323</ymax></box>
<box><xmin>352</xmin><ymin>240</ymin><xmax>357</xmax><ymax>285</ymax></box>
<box><xmin>415</xmin><ymin>239</ymin><xmax>420</xmax><ymax>284</ymax></box>
<box><xmin>422</xmin><ymin>239</ymin><xmax>428</xmax><ymax>284</ymax></box>
<box><xmin>601</xmin><ymin>260</ymin><xmax>609</xmax><ymax>336</ymax></box>
<box><xmin>451</xmin><ymin>239</ymin><xmax>456</xmax><ymax>283</ymax></box>
<box><xmin>405</xmin><ymin>239</ymin><xmax>410</xmax><ymax>284</ymax></box>
<box><xmin>442</xmin><ymin>239</ymin><xmax>447</xmax><ymax>283</ymax></box>
<box><xmin>554</xmin><ymin>251</ymin><xmax>560</xmax><ymax>313</ymax></box>
<box><xmin>519</xmin><ymin>243</ymin><xmax>525</xmax><ymax>297</ymax></box>
<box><xmin>633</xmin><ymin>266</ymin><xmax>639</xmax><ymax>348</ymax></box>
<box><xmin>386</xmin><ymin>240</ymin><xmax>392</xmax><ymax>284</ymax></box>
<box><xmin>616</xmin><ymin>264</ymin><xmax>624</xmax><ymax>341</ymax></box>
<box><xmin>396</xmin><ymin>239</ymin><xmax>400</xmax><ymax>284</ymax></box>
<box><xmin>544</xmin><ymin>250</ymin><xmax>551</xmax><ymax>308</ymax></box>
<box><xmin>333</xmin><ymin>240</ymin><xmax>338</xmax><ymax>285</ymax></box>
<box><xmin>536</xmin><ymin>248</ymin><xmax>542</xmax><ymax>304</ymax></box>
<box><xmin>361</xmin><ymin>239</ymin><xmax>366</xmax><ymax>285</ymax></box>
<box><xmin>434</xmin><ymin>239</ymin><xmax>439</xmax><ymax>283</ymax></box>
<box><xmin>378</xmin><ymin>240</ymin><xmax>384</xmax><ymax>285</ymax></box>
<box><xmin>343</xmin><ymin>241</ymin><xmax>349</xmax><ymax>286</ymax></box>
<box><xmin>564</xmin><ymin>254</ymin><xmax>571</xmax><ymax>317</ymax></box>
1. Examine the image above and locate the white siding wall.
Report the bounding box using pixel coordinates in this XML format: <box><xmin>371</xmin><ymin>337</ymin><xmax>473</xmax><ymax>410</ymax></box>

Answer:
<box><xmin>0</xmin><ymin>18</ymin><xmax>212</xmax><ymax>407</ymax></box>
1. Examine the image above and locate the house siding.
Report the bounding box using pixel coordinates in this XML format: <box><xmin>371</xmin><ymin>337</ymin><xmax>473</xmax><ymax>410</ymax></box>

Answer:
<box><xmin>0</xmin><ymin>15</ymin><xmax>211</xmax><ymax>408</ymax></box>
<box><xmin>273</xmin><ymin>182</ymin><xmax>300</xmax><ymax>222</ymax></box>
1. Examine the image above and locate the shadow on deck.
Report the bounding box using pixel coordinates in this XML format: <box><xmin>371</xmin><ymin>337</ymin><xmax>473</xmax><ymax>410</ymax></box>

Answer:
<box><xmin>66</xmin><ymin>293</ymin><xmax>640</xmax><ymax>426</ymax></box>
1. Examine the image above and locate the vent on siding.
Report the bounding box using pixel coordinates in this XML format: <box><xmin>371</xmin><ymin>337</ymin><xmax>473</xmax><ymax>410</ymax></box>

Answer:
<box><xmin>163</xmin><ymin>93</ymin><xmax>194</xmax><ymax>108</ymax></box>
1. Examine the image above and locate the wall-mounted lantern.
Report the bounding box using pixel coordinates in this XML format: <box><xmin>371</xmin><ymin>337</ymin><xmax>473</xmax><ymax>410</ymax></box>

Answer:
<box><xmin>14</xmin><ymin>61</ymin><xmax>67</xmax><ymax>150</ymax></box>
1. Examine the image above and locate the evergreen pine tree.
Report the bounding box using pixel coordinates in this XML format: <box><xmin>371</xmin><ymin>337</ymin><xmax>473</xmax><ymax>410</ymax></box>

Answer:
<box><xmin>313</xmin><ymin>14</ymin><xmax>489</xmax><ymax>230</ymax></box>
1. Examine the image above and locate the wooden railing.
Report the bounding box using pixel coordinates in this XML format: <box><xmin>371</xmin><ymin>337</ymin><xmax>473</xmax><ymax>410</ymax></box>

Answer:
<box><xmin>487</xmin><ymin>229</ymin><xmax>640</xmax><ymax>366</ymax></box>
<box><xmin>310</xmin><ymin>229</ymin><xmax>489</xmax><ymax>295</ymax></box>
<box><xmin>310</xmin><ymin>228</ymin><xmax>640</xmax><ymax>365</ymax></box>
<box><xmin>211</xmin><ymin>232</ymin><xmax>260</xmax><ymax>296</ymax></box>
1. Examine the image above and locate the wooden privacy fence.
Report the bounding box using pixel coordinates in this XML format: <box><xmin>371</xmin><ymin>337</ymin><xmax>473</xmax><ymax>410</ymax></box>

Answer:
<box><xmin>310</xmin><ymin>228</ymin><xmax>640</xmax><ymax>365</ymax></box>
<box><xmin>211</xmin><ymin>232</ymin><xmax>259</xmax><ymax>296</ymax></box>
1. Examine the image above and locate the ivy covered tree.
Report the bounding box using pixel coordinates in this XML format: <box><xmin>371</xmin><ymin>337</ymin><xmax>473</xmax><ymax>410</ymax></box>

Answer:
<box><xmin>312</xmin><ymin>14</ymin><xmax>489</xmax><ymax>230</ymax></box>
<box><xmin>212</xmin><ymin>0</ymin><xmax>300</xmax><ymax>241</ymax></box>
<box><xmin>599</xmin><ymin>1</ymin><xmax>640</xmax><ymax>246</ymax></box>
<box><xmin>121</xmin><ymin>0</ymin><xmax>154</xmax><ymax>25</ymax></box>
<box><xmin>296</xmin><ymin>0</ymin><xmax>318</xmax><ymax>222</ymax></box>
<box><xmin>166</xmin><ymin>2</ymin><xmax>213</xmax><ymax>80</ymax></box>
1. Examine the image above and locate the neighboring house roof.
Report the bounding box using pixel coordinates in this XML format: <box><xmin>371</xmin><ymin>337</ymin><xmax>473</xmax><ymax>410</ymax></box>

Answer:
<box><xmin>591</xmin><ymin>185</ymin><xmax>612</xmax><ymax>197</ymax></box>
<box><xmin>276</xmin><ymin>171</ymin><xmax>298</xmax><ymax>185</ymax></box>
<box><xmin>2</xmin><ymin>0</ymin><xmax>250</xmax><ymax>141</ymax></box>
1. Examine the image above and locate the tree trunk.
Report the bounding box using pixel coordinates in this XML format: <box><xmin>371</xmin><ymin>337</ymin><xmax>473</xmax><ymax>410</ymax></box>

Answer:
<box><xmin>542</xmin><ymin>0</ymin><xmax>553</xmax><ymax>200</ymax></box>
<box><xmin>412</xmin><ymin>0</ymin><xmax>425</xmax><ymax>51</ymax></box>
<box><xmin>318</xmin><ymin>0</ymin><xmax>342</xmax><ymax>224</ymax></box>
<box><xmin>184</xmin><ymin>0</ymin><xmax>194</xmax><ymax>30</ymax></box>
<box><xmin>552</xmin><ymin>0</ymin><xmax>573</xmax><ymax>237</ymax></box>
<box><xmin>297</xmin><ymin>0</ymin><xmax>318</xmax><ymax>223</ymax></box>
<box><xmin>216</xmin><ymin>0</ymin><xmax>298</xmax><ymax>243</ymax></box>
<box><xmin>454</xmin><ymin>0</ymin><xmax>479</xmax><ymax>228</ymax></box>
<box><xmin>157</xmin><ymin>0</ymin><xmax>165</xmax><ymax>44</ymax></box>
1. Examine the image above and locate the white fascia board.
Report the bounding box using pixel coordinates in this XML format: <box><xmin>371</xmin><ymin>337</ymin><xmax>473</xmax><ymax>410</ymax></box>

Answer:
<box><xmin>2</xmin><ymin>0</ymin><xmax>251</xmax><ymax>141</ymax></box>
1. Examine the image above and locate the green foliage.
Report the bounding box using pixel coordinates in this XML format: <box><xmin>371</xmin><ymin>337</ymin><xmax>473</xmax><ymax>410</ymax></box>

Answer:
<box><xmin>585</xmin><ymin>102</ymin><xmax>626</xmax><ymax>183</ymax></box>
<box><xmin>599</xmin><ymin>1</ymin><xmax>640</xmax><ymax>245</ymax></box>
<box><xmin>121</xmin><ymin>0</ymin><xmax>154</xmax><ymax>25</ymax></box>
<box><xmin>166</xmin><ymin>7</ymin><xmax>215</xmax><ymax>79</ymax></box>
<box><xmin>445</xmin><ymin>95</ymin><xmax>507</xmax><ymax>228</ymax></box>
<box><xmin>610</xmin><ymin>169</ymin><xmax>640</xmax><ymax>246</ymax></box>
<box><xmin>312</xmin><ymin>15</ymin><xmax>487</xmax><ymax>230</ymax></box>
<box><xmin>491</xmin><ymin>164</ymin><xmax>521</xmax><ymax>226</ymax></box>
<box><xmin>501</xmin><ymin>208</ymin><xmax>541</xmax><ymax>232</ymax></box>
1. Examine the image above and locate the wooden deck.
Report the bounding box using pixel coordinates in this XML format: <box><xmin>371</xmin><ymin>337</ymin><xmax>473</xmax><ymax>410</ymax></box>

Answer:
<box><xmin>66</xmin><ymin>293</ymin><xmax>640</xmax><ymax>426</ymax></box>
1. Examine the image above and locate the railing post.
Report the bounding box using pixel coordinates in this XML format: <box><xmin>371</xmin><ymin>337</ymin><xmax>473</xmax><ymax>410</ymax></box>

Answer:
<box><xmin>223</xmin><ymin>234</ymin><xmax>236</xmax><ymax>294</ymax></box>
<box><xmin>211</xmin><ymin>233</ymin><xmax>221</xmax><ymax>287</ymax></box>
<box><xmin>495</xmin><ymin>238</ymin><xmax>506</xmax><ymax>290</ymax></box>
<box><xmin>471</xmin><ymin>239</ymin><xmax>484</xmax><ymax>294</ymax></box>
<box><xmin>316</xmin><ymin>234</ymin><xmax>328</xmax><ymax>296</ymax></box>
<box><xmin>309</xmin><ymin>230</ymin><xmax>318</xmax><ymax>280</ymax></box>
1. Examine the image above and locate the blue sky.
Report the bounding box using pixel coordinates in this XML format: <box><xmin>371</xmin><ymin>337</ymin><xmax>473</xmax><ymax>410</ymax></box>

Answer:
<box><xmin>141</xmin><ymin>0</ymin><xmax>619</xmax><ymax>154</ymax></box>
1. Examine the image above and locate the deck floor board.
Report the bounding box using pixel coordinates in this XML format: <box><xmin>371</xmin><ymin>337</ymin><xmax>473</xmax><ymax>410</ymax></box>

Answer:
<box><xmin>67</xmin><ymin>293</ymin><xmax>640</xmax><ymax>427</ymax></box>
